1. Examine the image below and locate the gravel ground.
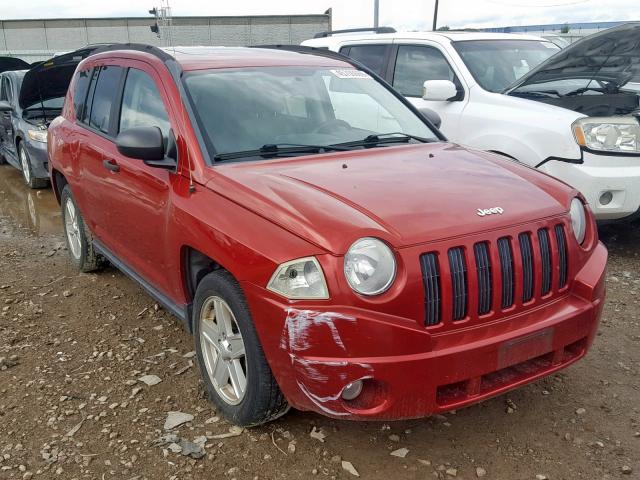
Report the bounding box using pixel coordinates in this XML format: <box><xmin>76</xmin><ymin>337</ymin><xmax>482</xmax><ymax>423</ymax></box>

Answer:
<box><xmin>0</xmin><ymin>164</ymin><xmax>639</xmax><ymax>480</ymax></box>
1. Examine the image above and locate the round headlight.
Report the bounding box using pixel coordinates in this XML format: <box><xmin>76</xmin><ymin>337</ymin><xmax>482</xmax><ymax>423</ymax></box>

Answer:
<box><xmin>344</xmin><ymin>237</ymin><xmax>396</xmax><ymax>296</ymax></box>
<box><xmin>569</xmin><ymin>198</ymin><xmax>586</xmax><ymax>244</ymax></box>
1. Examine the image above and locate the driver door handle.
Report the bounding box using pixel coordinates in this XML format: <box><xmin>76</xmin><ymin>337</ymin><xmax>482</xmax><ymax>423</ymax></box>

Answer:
<box><xmin>103</xmin><ymin>159</ymin><xmax>120</xmax><ymax>172</ymax></box>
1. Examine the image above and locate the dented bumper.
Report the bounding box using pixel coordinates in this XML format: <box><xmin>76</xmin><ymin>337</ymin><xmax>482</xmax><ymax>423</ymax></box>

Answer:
<box><xmin>241</xmin><ymin>242</ymin><xmax>606</xmax><ymax>421</ymax></box>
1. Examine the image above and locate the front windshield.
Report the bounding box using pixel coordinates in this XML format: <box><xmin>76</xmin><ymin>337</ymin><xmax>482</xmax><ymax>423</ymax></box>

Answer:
<box><xmin>24</xmin><ymin>97</ymin><xmax>64</xmax><ymax>111</ymax></box>
<box><xmin>453</xmin><ymin>40</ymin><xmax>560</xmax><ymax>92</ymax></box>
<box><xmin>183</xmin><ymin>66</ymin><xmax>438</xmax><ymax>159</ymax></box>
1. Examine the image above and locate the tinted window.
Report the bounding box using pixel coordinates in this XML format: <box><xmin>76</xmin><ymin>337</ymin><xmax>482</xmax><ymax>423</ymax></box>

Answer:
<box><xmin>73</xmin><ymin>69</ymin><xmax>92</xmax><ymax>120</ymax></box>
<box><xmin>119</xmin><ymin>68</ymin><xmax>170</xmax><ymax>140</ymax></box>
<box><xmin>0</xmin><ymin>77</ymin><xmax>11</xmax><ymax>103</ymax></box>
<box><xmin>342</xmin><ymin>45</ymin><xmax>388</xmax><ymax>76</ymax></box>
<box><xmin>89</xmin><ymin>66</ymin><xmax>123</xmax><ymax>134</ymax></box>
<box><xmin>393</xmin><ymin>45</ymin><xmax>456</xmax><ymax>97</ymax></box>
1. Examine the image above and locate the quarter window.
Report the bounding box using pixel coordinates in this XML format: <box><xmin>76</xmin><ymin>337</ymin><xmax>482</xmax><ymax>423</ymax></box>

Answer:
<box><xmin>118</xmin><ymin>68</ymin><xmax>171</xmax><ymax>140</ymax></box>
<box><xmin>393</xmin><ymin>45</ymin><xmax>457</xmax><ymax>97</ymax></box>
<box><xmin>88</xmin><ymin>65</ymin><xmax>124</xmax><ymax>134</ymax></box>
<box><xmin>341</xmin><ymin>45</ymin><xmax>389</xmax><ymax>76</ymax></box>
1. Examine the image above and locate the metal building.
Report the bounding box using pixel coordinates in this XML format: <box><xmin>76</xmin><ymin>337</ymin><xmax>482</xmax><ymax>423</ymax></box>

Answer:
<box><xmin>0</xmin><ymin>12</ymin><xmax>332</xmax><ymax>63</ymax></box>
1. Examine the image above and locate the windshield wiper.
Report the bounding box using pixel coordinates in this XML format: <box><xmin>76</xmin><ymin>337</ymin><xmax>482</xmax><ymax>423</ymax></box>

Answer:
<box><xmin>213</xmin><ymin>143</ymin><xmax>351</xmax><ymax>162</ymax></box>
<box><xmin>335</xmin><ymin>132</ymin><xmax>433</xmax><ymax>148</ymax></box>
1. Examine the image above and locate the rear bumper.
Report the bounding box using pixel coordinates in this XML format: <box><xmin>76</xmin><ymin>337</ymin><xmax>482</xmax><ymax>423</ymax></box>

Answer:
<box><xmin>540</xmin><ymin>152</ymin><xmax>640</xmax><ymax>221</ymax></box>
<box><xmin>243</xmin><ymin>242</ymin><xmax>607</xmax><ymax>420</ymax></box>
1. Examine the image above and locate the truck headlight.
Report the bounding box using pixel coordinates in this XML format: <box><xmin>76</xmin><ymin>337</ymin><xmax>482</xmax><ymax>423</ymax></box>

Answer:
<box><xmin>569</xmin><ymin>197</ymin><xmax>586</xmax><ymax>245</ymax></box>
<box><xmin>572</xmin><ymin>117</ymin><xmax>640</xmax><ymax>153</ymax></box>
<box><xmin>344</xmin><ymin>237</ymin><xmax>396</xmax><ymax>296</ymax></box>
<box><xmin>27</xmin><ymin>129</ymin><xmax>48</xmax><ymax>143</ymax></box>
<box><xmin>267</xmin><ymin>257</ymin><xmax>329</xmax><ymax>299</ymax></box>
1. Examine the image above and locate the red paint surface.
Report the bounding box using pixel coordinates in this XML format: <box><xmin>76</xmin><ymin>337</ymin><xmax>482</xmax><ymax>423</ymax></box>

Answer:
<box><xmin>48</xmin><ymin>47</ymin><xmax>607</xmax><ymax>420</ymax></box>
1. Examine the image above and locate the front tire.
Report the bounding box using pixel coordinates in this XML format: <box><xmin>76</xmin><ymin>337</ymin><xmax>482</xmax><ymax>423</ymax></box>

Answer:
<box><xmin>60</xmin><ymin>185</ymin><xmax>104</xmax><ymax>272</ymax></box>
<box><xmin>19</xmin><ymin>144</ymin><xmax>48</xmax><ymax>189</ymax></box>
<box><xmin>194</xmin><ymin>270</ymin><xmax>288</xmax><ymax>426</ymax></box>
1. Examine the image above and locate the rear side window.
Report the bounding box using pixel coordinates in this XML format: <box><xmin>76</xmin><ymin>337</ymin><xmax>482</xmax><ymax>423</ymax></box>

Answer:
<box><xmin>392</xmin><ymin>45</ymin><xmax>457</xmax><ymax>97</ymax></box>
<box><xmin>88</xmin><ymin>65</ymin><xmax>124</xmax><ymax>134</ymax></box>
<box><xmin>118</xmin><ymin>68</ymin><xmax>171</xmax><ymax>140</ymax></box>
<box><xmin>341</xmin><ymin>45</ymin><xmax>389</xmax><ymax>76</ymax></box>
<box><xmin>72</xmin><ymin>69</ymin><xmax>92</xmax><ymax>120</ymax></box>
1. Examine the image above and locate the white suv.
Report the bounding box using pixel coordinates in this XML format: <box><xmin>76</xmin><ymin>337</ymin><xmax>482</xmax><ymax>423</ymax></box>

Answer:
<box><xmin>303</xmin><ymin>24</ymin><xmax>640</xmax><ymax>222</ymax></box>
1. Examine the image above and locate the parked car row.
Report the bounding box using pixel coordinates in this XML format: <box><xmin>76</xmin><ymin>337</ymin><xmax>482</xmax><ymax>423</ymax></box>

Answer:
<box><xmin>0</xmin><ymin>25</ymin><xmax>628</xmax><ymax>426</ymax></box>
<box><xmin>303</xmin><ymin>22</ymin><xmax>640</xmax><ymax>222</ymax></box>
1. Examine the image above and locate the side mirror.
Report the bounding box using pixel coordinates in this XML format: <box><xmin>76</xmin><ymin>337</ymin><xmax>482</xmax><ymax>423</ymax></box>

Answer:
<box><xmin>418</xmin><ymin>107</ymin><xmax>442</xmax><ymax>129</ymax></box>
<box><xmin>0</xmin><ymin>100</ymin><xmax>12</xmax><ymax>112</ymax></box>
<box><xmin>422</xmin><ymin>80</ymin><xmax>458</xmax><ymax>101</ymax></box>
<box><xmin>116</xmin><ymin>126</ymin><xmax>164</xmax><ymax>161</ymax></box>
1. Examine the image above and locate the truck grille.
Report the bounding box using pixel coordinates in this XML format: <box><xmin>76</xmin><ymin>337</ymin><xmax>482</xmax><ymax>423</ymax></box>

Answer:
<box><xmin>420</xmin><ymin>223</ymin><xmax>569</xmax><ymax>327</ymax></box>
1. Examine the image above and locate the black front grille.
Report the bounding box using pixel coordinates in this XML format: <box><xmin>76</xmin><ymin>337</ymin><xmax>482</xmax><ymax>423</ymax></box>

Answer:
<box><xmin>555</xmin><ymin>224</ymin><xmax>568</xmax><ymax>288</ymax></box>
<box><xmin>538</xmin><ymin>228</ymin><xmax>552</xmax><ymax>295</ymax></box>
<box><xmin>420</xmin><ymin>253</ymin><xmax>441</xmax><ymax>326</ymax></box>
<box><xmin>497</xmin><ymin>237</ymin><xmax>514</xmax><ymax>309</ymax></box>
<box><xmin>519</xmin><ymin>233</ymin><xmax>534</xmax><ymax>302</ymax></box>
<box><xmin>474</xmin><ymin>242</ymin><xmax>492</xmax><ymax>315</ymax></box>
<box><xmin>448</xmin><ymin>247</ymin><xmax>468</xmax><ymax>321</ymax></box>
<box><xmin>420</xmin><ymin>224</ymin><xmax>570</xmax><ymax>327</ymax></box>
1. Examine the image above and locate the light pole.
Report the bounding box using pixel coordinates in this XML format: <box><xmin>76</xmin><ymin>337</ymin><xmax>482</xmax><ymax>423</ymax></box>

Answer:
<box><xmin>374</xmin><ymin>0</ymin><xmax>379</xmax><ymax>28</ymax></box>
<box><xmin>433</xmin><ymin>0</ymin><xmax>439</xmax><ymax>31</ymax></box>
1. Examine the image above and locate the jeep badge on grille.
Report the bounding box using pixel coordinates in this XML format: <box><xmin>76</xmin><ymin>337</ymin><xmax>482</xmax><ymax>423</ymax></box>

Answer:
<box><xmin>477</xmin><ymin>207</ymin><xmax>504</xmax><ymax>216</ymax></box>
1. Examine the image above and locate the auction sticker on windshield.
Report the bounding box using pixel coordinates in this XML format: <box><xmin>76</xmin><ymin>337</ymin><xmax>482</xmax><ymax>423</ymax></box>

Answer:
<box><xmin>330</xmin><ymin>69</ymin><xmax>371</xmax><ymax>79</ymax></box>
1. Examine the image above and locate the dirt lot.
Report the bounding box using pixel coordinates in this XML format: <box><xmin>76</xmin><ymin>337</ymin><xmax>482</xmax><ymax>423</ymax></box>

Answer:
<box><xmin>0</xmin><ymin>163</ymin><xmax>638</xmax><ymax>480</ymax></box>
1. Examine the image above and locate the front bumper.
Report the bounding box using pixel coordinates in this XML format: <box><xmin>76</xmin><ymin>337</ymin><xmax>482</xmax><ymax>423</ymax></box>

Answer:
<box><xmin>242</xmin><ymin>242</ymin><xmax>607</xmax><ymax>421</ymax></box>
<box><xmin>540</xmin><ymin>151</ymin><xmax>640</xmax><ymax>221</ymax></box>
<box><xmin>24</xmin><ymin>139</ymin><xmax>49</xmax><ymax>179</ymax></box>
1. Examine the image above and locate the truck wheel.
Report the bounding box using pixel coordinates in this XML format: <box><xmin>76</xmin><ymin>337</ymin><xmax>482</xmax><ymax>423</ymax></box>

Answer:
<box><xmin>193</xmin><ymin>270</ymin><xmax>289</xmax><ymax>426</ymax></box>
<box><xmin>19</xmin><ymin>144</ymin><xmax>48</xmax><ymax>189</ymax></box>
<box><xmin>60</xmin><ymin>185</ymin><xmax>104</xmax><ymax>272</ymax></box>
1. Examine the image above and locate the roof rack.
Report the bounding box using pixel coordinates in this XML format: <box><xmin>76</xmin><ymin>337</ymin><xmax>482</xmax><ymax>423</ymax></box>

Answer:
<box><xmin>313</xmin><ymin>26</ymin><xmax>396</xmax><ymax>39</ymax></box>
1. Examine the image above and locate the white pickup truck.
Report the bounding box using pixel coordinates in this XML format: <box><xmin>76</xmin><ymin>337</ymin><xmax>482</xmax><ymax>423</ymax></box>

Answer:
<box><xmin>303</xmin><ymin>24</ymin><xmax>640</xmax><ymax>222</ymax></box>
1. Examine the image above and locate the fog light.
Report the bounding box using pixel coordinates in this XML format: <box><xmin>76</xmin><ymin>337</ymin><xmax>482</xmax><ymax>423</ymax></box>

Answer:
<box><xmin>341</xmin><ymin>380</ymin><xmax>363</xmax><ymax>401</ymax></box>
<box><xmin>599</xmin><ymin>191</ymin><xmax>613</xmax><ymax>206</ymax></box>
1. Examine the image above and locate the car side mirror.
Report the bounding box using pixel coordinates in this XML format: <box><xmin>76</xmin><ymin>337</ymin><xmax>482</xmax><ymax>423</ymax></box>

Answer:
<box><xmin>422</xmin><ymin>80</ymin><xmax>458</xmax><ymax>101</ymax></box>
<box><xmin>0</xmin><ymin>100</ymin><xmax>12</xmax><ymax>112</ymax></box>
<box><xmin>116</xmin><ymin>127</ymin><xmax>176</xmax><ymax>170</ymax></box>
<box><xmin>418</xmin><ymin>107</ymin><xmax>442</xmax><ymax>129</ymax></box>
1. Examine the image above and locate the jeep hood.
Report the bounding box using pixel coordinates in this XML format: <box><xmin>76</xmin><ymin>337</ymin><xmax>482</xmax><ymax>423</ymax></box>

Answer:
<box><xmin>0</xmin><ymin>56</ymin><xmax>29</xmax><ymax>75</ymax></box>
<box><xmin>206</xmin><ymin>143</ymin><xmax>573</xmax><ymax>254</ymax></box>
<box><xmin>507</xmin><ymin>22</ymin><xmax>640</xmax><ymax>116</ymax></box>
<box><xmin>19</xmin><ymin>46</ymin><xmax>102</xmax><ymax>110</ymax></box>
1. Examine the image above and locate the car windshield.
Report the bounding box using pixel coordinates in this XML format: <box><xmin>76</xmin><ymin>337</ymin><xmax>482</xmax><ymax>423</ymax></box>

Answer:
<box><xmin>183</xmin><ymin>66</ymin><xmax>438</xmax><ymax>160</ymax></box>
<box><xmin>453</xmin><ymin>40</ymin><xmax>560</xmax><ymax>93</ymax></box>
<box><xmin>24</xmin><ymin>96</ymin><xmax>65</xmax><ymax>111</ymax></box>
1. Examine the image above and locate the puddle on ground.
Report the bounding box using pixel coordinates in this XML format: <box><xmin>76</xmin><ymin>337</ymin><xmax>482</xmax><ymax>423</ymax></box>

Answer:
<box><xmin>0</xmin><ymin>165</ymin><xmax>61</xmax><ymax>237</ymax></box>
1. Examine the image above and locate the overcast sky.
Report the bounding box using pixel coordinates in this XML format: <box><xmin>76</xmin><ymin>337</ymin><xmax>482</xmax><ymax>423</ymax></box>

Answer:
<box><xmin>1</xmin><ymin>0</ymin><xmax>638</xmax><ymax>30</ymax></box>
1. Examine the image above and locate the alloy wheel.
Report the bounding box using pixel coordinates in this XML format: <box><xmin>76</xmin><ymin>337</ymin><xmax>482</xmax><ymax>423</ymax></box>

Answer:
<box><xmin>19</xmin><ymin>147</ymin><xmax>31</xmax><ymax>184</ymax></box>
<box><xmin>64</xmin><ymin>198</ymin><xmax>82</xmax><ymax>260</ymax></box>
<box><xmin>199</xmin><ymin>296</ymin><xmax>247</xmax><ymax>405</ymax></box>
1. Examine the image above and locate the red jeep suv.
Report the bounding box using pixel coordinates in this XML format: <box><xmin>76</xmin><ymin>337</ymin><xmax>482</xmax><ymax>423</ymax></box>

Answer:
<box><xmin>48</xmin><ymin>44</ymin><xmax>607</xmax><ymax>426</ymax></box>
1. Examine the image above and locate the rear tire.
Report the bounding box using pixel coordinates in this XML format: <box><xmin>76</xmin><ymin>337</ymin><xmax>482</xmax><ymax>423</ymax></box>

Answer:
<box><xmin>19</xmin><ymin>144</ymin><xmax>48</xmax><ymax>189</ymax></box>
<box><xmin>60</xmin><ymin>185</ymin><xmax>104</xmax><ymax>272</ymax></box>
<box><xmin>193</xmin><ymin>270</ymin><xmax>289</xmax><ymax>426</ymax></box>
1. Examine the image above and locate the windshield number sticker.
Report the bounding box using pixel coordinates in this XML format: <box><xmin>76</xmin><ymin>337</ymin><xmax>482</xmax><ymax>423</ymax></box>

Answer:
<box><xmin>331</xmin><ymin>69</ymin><xmax>371</xmax><ymax>79</ymax></box>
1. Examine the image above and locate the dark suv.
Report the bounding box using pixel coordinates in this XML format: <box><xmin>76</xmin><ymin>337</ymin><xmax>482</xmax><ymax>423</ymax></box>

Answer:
<box><xmin>48</xmin><ymin>44</ymin><xmax>606</xmax><ymax>426</ymax></box>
